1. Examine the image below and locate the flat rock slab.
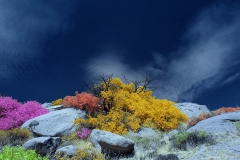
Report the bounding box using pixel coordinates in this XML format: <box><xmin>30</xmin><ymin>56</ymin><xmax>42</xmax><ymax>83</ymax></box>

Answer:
<box><xmin>90</xmin><ymin>129</ymin><xmax>135</xmax><ymax>156</ymax></box>
<box><xmin>187</xmin><ymin>112</ymin><xmax>240</xmax><ymax>135</ymax></box>
<box><xmin>21</xmin><ymin>108</ymin><xmax>86</xmax><ymax>136</ymax></box>
<box><xmin>175</xmin><ymin>103</ymin><xmax>210</xmax><ymax>120</ymax></box>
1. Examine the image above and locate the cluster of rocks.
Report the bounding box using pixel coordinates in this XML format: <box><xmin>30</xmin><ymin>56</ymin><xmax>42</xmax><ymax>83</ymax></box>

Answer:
<box><xmin>14</xmin><ymin>102</ymin><xmax>240</xmax><ymax>159</ymax></box>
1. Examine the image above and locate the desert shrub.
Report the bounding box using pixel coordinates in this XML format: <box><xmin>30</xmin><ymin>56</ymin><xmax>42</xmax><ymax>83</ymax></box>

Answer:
<box><xmin>235</xmin><ymin>121</ymin><xmax>240</xmax><ymax>136</ymax></box>
<box><xmin>52</xmin><ymin>98</ymin><xmax>63</xmax><ymax>106</ymax></box>
<box><xmin>235</xmin><ymin>121</ymin><xmax>240</xmax><ymax>129</ymax></box>
<box><xmin>0</xmin><ymin>96</ymin><xmax>49</xmax><ymax>130</ymax></box>
<box><xmin>176</xmin><ymin>121</ymin><xmax>189</xmax><ymax>132</ymax></box>
<box><xmin>75</xmin><ymin>77</ymin><xmax>189</xmax><ymax>134</ymax></box>
<box><xmin>214</xmin><ymin>107</ymin><xmax>240</xmax><ymax>115</ymax></box>
<box><xmin>62</xmin><ymin>92</ymin><xmax>104</xmax><ymax>116</ymax></box>
<box><xmin>170</xmin><ymin>130</ymin><xmax>216</xmax><ymax>151</ymax></box>
<box><xmin>61</xmin><ymin>132</ymin><xmax>79</xmax><ymax>143</ymax></box>
<box><xmin>0</xmin><ymin>146</ymin><xmax>48</xmax><ymax>160</ymax></box>
<box><xmin>0</xmin><ymin>128</ymin><xmax>32</xmax><ymax>146</ymax></box>
<box><xmin>122</xmin><ymin>129</ymin><xmax>165</xmax><ymax>150</ymax></box>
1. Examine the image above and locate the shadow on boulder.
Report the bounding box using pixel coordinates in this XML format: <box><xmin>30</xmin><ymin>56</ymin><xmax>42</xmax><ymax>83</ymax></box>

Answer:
<box><xmin>99</xmin><ymin>141</ymin><xmax>135</xmax><ymax>159</ymax></box>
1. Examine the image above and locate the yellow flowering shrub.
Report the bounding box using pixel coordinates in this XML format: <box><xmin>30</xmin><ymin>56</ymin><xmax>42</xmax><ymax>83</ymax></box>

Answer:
<box><xmin>52</xmin><ymin>98</ymin><xmax>63</xmax><ymax>106</ymax></box>
<box><xmin>74</xmin><ymin>107</ymin><xmax>129</xmax><ymax>135</ymax></box>
<box><xmin>75</xmin><ymin>77</ymin><xmax>189</xmax><ymax>134</ymax></box>
<box><xmin>100</xmin><ymin>77</ymin><xmax>189</xmax><ymax>131</ymax></box>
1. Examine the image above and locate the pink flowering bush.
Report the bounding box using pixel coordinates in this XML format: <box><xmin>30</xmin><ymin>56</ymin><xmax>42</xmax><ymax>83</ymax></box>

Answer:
<box><xmin>77</xmin><ymin>127</ymin><xmax>92</xmax><ymax>139</ymax></box>
<box><xmin>0</xmin><ymin>97</ymin><xmax>21</xmax><ymax>130</ymax></box>
<box><xmin>17</xmin><ymin>101</ymin><xmax>49</xmax><ymax>124</ymax></box>
<box><xmin>0</xmin><ymin>96</ymin><xmax>49</xmax><ymax>130</ymax></box>
<box><xmin>0</xmin><ymin>96</ymin><xmax>21</xmax><ymax>118</ymax></box>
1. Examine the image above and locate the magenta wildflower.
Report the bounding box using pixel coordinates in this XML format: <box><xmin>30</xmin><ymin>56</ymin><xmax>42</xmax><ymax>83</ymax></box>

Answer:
<box><xmin>77</xmin><ymin>128</ymin><xmax>92</xmax><ymax>139</ymax></box>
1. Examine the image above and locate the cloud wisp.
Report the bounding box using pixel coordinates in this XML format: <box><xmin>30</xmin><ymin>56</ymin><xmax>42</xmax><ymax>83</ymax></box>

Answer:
<box><xmin>85</xmin><ymin>1</ymin><xmax>240</xmax><ymax>102</ymax></box>
<box><xmin>0</xmin><ymin>1</ymin><xmax>75</xmax><ymax>83</ymax></box>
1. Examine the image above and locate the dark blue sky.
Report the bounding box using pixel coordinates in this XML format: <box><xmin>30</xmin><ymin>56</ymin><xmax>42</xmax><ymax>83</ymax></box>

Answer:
<box><xmin>0</xmin><ymin>0</ymin><xmax>240</xmax><ymax>111</ymax></box>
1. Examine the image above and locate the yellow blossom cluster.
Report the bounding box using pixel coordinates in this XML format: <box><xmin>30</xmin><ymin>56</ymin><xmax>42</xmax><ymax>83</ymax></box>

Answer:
<box><xmin>74</xmin><ymin>77</ymin><xmax>189</xmax><ymax>134</ymax></box>
<box><xmin>74</xmin><ymin>107</ymin><xmax>130</xmax><ymax>135</ymax></box>
<box><xmin>52</xmin><ymin>98</ymin><xmax>63</xmax><ymax>106</ymax></box>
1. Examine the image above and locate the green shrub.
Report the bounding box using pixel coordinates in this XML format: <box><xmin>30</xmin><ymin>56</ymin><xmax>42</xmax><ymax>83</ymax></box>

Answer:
<box><xmin>170</xmin><ymin>130</ymin><xmax>216</xmax><ymax>150</ymax></box>
<box><xmin>235</xmin><ymin>121</ymin><xmax>240</xmax><ymax>136</ymax></box>
<box><xmin>235</xmin><ymin>121</ymin><xmax>240</xmax><ymax>129</ymax></box>
<box><xmin>0</xmin><ymin>146</ymin><xmax>48</xmax><ymax>160</ymax></box>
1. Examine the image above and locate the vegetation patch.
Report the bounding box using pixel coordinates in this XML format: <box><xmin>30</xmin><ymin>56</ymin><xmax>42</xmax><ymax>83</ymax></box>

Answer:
<box><xmin>0</xmin><ymin>146</ymin><xmax>48</xmax><ymax>160</ymax></box>
<box><xmin>170</xmin><ymin>130</ymin><xmax>216</xmax><ymax>151</ymax></box>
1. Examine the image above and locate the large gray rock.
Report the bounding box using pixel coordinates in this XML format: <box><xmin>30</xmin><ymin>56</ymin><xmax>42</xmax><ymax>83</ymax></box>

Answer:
<box><xmin>187</xmin><ymin>112</ymin><xmax>240</xmax><ymax>135</ymax></box>
<box><xmin>175</xmin><ymin>102</ymin><xmax>210</xmax><ymax>120</ymax></box>
<box><xmin>41</xmin><ymin>103</ymin><xmax>64</xmax><ymax>112</ymax></box>
<box><xmin>41</xmin><ymin>103</ymin><xmax>52</xmax><ymax>108</ymax></box>
<box><xmin>130</xmin><ymin>127</ymin><xmax>158</xmax><ymax>138</ymax></box>
<box><xmin>186</xmin><ymin>133</ymin><xmax>240</xmax><ymax>160</ymax></box>
<box><xmin>21</xmin><ymin>108</ymin><xmax>86</xmax><ymax>136</ymax></box>
<box><xmin>23</xmin><ymin>136</ymin><xmax>61</xmax><ymax>158</ymax></box>
<box><xmin>90</xmin><ymin>129</ymin><xmax>135</xmax><ymax>157</ymax></box>
<box><xmin>55</xmin><ymin>145</ymin><xmax>78</xmax><ymax>157</ymax></box>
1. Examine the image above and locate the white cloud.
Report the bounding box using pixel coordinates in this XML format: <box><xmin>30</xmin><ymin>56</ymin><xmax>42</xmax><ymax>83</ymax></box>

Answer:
<box><xmin>85</xmin><ymin>1</ymin><xmax>240</xmax><ymax>103</ymax></box>
<box><xmin>221</xmin><ymin>73</ymin><xmax>240</xmax><ymax>85</ymax></box>
<box><xmin>157</xmin><ymin>2</ymin><xmax>240</xmax><ymax>102</ymax></box>
<box><xmin>0</xmin><ymin>1</ymin><xmax>75</xmax><ymax>80</ymax></box>
<box><xmin>85</xmin><ymin>52</ymin><xmax>143</xmax><ymax>82</ymax></box>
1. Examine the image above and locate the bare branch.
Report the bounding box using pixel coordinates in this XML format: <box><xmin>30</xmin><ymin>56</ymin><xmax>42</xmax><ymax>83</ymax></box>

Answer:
<box><xmin>122</xmin><ymin>74</ymin><xmax>158</xmax><ymax>92</ymax></box>
<box><xmin>83</xmin><ymin>74</ymin><xmax>159</xmax><ymax>114</ymax></box>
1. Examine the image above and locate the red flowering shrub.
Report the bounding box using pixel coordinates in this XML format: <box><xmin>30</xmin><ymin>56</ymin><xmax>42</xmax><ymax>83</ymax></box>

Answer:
<box><xmin>214</xmin><ymin>107</ymin><xmax>240</xmax><ymax>115</ymax></box>
<box><xmin>188</xmin><ymin>107</ymin><xmax>240</xmax><ymax>128</ymax></box>
<box><xmin>62</xmin><ymin>91</ymin><xmax>104</xmax><ymax>115</ymax></box>
<box><xmin>0</xmin><ymin>96</ymin><xmax>49</xmax><ymax>130</ymax></box>
<box><xmin>187</xmin><ymin>112</ymin><xmax>216</xmax><ymax>127</ymax></box>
